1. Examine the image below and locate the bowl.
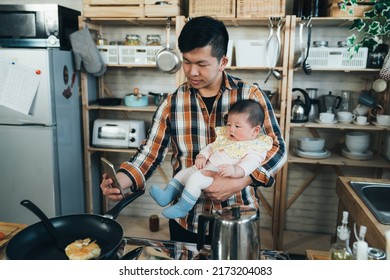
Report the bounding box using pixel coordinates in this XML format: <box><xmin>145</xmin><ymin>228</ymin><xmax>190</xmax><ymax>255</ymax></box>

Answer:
<box><xmin>345</xmin><ymin>131</ymin><xmax>370</xmax><ymax>153</ymax></box>
<box><xmin>124</xmin><ymin>94</ymin><xmax>149</xmax><ymax>107</ymax></box>
<box><xmin>297</xmin><ymin>137</ymin><xmax>325</xmax><ymax>152</ymax></box>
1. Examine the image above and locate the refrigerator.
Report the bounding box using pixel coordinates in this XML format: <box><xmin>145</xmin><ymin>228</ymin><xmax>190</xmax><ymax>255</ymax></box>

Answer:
<box><xmin>0</xmin><ymin>48</ymin><xmax>85</xmax><ymax>224</ymax></box>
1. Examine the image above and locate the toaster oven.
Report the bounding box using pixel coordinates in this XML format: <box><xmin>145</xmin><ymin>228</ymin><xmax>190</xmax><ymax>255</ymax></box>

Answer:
<box><xmin>92</xmin><ymin>119</ymin><xmax>145</xmax><ymax>148</ymax></box>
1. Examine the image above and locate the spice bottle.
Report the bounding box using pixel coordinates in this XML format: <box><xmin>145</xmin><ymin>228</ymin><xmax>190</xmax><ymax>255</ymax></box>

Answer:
<box><xmin>125</xmin><ymin>34</ymin><xmax>141</xmax><ymax>46</ymax></box>
<box><xmin>330</xmin><ymin>211</ymin><xmax>354</xmax><ymax>260</ymax></box>
<box><xmin>149</xmin><ymin>214</ymin><xmax>159</xmax><ymax>232</ymax></box>
<box><xmin>146</xmin><ymin>34</ymin><xmax>161</xmax><ymax>46</ymax></box>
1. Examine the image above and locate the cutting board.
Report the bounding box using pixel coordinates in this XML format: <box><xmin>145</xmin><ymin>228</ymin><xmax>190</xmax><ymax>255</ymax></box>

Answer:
<box><xmin>0</xmin><ymin>222</ymin><xmax>28</xmax><ymax>249</ymax></box>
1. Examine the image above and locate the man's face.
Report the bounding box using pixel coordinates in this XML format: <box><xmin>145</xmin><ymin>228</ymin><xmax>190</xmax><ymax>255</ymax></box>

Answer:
<box><xmin>182</xmin><ymin>45</ymin><xmax>228</xmax><ymax>92</ymax></box>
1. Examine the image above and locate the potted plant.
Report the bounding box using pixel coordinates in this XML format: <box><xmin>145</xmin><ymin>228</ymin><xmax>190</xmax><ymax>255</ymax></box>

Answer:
<box><xmin>340</xmin><ymin>0</ymin><xmax>390</xmax><ymax>52</ymax></box>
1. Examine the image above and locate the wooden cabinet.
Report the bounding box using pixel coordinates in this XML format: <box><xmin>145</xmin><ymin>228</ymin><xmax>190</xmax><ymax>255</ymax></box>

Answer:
<box><xmin>276</xmin><ymin>16</ymin><xmax>390</xmax><ymax>250</ymax></box>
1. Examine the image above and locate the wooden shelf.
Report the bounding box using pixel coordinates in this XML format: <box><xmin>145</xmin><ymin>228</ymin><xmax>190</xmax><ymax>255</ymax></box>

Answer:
<box><xmin>87</xmin><ymin>104</ymin><xmax>157</xmax><ymax>112</ymax></box>
<box><xmin>290</xmin><ymin>121</ymin><xmax>390</xmax><ymax>131</ymax></box>
<box><xmin>288</xmin><ymin>151</ymin><xmax>390</xmax><ymax>168</ymax></box>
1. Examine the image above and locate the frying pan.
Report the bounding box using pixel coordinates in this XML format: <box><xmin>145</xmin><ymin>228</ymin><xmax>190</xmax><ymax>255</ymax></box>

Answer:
<box><xmin>5</xmin><ymin>190</ymin><xmax>144</xmax><ymax>260</ymax></box>
<box><xmin>156</xmin><ymin>21</ymin><xmax>182</xmax><ymax>74</ymax></box>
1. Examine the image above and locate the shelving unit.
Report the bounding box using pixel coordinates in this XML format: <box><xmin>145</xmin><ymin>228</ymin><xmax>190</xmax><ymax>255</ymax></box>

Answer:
<box><xmin>275</xmin><ymin>15</ymin><xmax>390</xmax><ymax>250</ymax></box>
<box><xmin>79</xmin><ymin>15</ymin><xmax>291</xmax><ymax>246</ymax></box>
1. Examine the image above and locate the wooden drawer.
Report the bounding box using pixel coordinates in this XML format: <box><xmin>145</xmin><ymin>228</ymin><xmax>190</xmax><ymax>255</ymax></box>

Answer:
<box><xmin>83</xmin><ymin>0</ymin><xmax>144</xmax><ymax>18</ymax></box>
<box><xmin>145</xmin><ymin>0</ymin><xmax>186</xmax><ymax>17</ymax></box>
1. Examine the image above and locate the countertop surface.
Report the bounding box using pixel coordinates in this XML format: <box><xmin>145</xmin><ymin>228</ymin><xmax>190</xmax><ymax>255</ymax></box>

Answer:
<box><xmin>336</xmin><ymin>176</ymin><xmax>390</xmax><ymax>251</ymax></box>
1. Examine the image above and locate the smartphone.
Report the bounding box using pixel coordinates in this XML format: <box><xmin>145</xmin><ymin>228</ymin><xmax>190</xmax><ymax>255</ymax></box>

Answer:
<box><xmin>100</xmin><ymin>157</ymin><xmax>124</xmax><ymax>197</ymax></box>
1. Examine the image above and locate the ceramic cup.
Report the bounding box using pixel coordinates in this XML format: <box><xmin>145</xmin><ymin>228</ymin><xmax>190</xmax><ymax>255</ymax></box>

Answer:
<box><xmin>337</xmin><ymin>111</ymin><xmax>356</xmax><ymax>123</ymax></box>
<box><xmin>319</xmin><ymin>112</ymin><xmax>335</xmax><ymax>123</ymax></box>
<box><xmin>356</xmin><ymin>116</ymin><xmax>368</xmax><ymax>125</ymax></box>
<box><xmin>376</xmin><ymin>114</ymin><xmax>390</xmax><ymax>126</ymax></box>
<box><xmin>358</xmin><ymin>91</ymin><xmax>377</xmax><ymax>108</ymax></box>
<box><xmin>353</xmin><ymin>104</ymin><xmax>370</xmax><ymax>116</ymax></box>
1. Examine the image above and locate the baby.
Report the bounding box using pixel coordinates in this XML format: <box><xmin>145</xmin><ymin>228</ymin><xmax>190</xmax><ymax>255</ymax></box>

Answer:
<box><xmin>149</xmin><ymin>99</ymin><xmax>273</xmax><ymax>218</ymax></box>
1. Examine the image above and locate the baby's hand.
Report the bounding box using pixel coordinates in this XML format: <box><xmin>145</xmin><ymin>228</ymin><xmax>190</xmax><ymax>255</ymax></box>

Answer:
<box><xmin>218</xmin><ymin>164</ymin><xmax>235</xmax><ymax>177</ymax></box>
<box><xmin>195</xmin><ymin>156</ymin><xmax>207</xmax><ymax>169</ymax></box>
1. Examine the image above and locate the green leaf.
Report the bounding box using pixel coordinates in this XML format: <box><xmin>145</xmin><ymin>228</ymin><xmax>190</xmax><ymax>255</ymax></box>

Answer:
<box><xmin>347</xmin><ymin>34</ymin><xmax>357</xmax><ymax>45</ymax></box>
<box><xmin>368</xmin><ymin>21</ymin><xmax>381</xmax><ymax>36</ymax></box>
<box><xmin>340</xmin><ymin>3</ymin><xmax>347</xmax><ymax>11</ymax></box>
<box><xmin>361</xmin><ymin>37</ymin><xmax>379</xmax><ymax>52</ymax></box>
<box><xmin>364</xmin><ymin>9</ymin><xmax>377</xmax><ymax>18</ymax></box>
<box><xmin>349</xmin><ymin>18</ymin><xmax>365</xmax><ymax>31</ymax></box>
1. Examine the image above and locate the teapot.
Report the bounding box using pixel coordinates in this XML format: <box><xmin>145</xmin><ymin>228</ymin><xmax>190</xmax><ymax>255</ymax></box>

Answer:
<box><xmin>197</xmin><ymin>205</ymin><xmax>260</xmax><ymax>260</ymax></box>
<box><xmin>291</xmin><ymin>88</ymin><xmax>311</xmax><ymax>123</ymax></box>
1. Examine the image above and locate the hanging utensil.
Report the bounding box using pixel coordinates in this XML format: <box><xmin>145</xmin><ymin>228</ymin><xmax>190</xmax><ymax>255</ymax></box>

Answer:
<box><xmin>156</xmin><ymin>18</ymin><xmax>182</xmax><ymax>74</ymax></box>
<box><xmin>264</xmin><ymin>17</ymin><xmax>283</xmax><ymax>83</ymax></box>
<box><xmin>302</xmin><ymin>17</ymin><xmax>312</xmax><ymax>75</ymax></box>
<box><xmin>294</xmin><ymin>20</ymin><xmax>305</xmax><ymax>68</ymax></box>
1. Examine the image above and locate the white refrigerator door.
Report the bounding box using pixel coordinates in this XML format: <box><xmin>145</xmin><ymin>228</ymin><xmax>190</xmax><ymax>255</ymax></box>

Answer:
<box><xmin>0</xmin><ymin>49</ymin><xmax>54</xmax><ymax>125</ymax></box>
<box><xmin>0</xmin><ymin>125</ymin><xmax>59</xmax><ymax>224</ymax></box>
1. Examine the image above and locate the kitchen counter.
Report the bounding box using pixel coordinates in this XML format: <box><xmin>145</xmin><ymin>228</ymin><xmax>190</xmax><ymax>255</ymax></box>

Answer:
<box><xmin>336</xmin><ymin>176</ymin><xmax>390</xmax><ymax>251</ymax></box>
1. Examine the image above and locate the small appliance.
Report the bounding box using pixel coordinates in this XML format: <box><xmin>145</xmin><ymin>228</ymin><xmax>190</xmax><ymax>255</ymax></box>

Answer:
<box><xmin>0</xmin><ymin>4</ymin><xmax>80</xmax><ymax>50</ymax></box>
<box><xmin>92</xmin><ymin>119</ymin><xmax>146</xmax><ymax>148</ymax></box>
<box><xmin>291</xmin><ymin>88</ymin><xmax>311</xmax><ymax>123</ymax></box>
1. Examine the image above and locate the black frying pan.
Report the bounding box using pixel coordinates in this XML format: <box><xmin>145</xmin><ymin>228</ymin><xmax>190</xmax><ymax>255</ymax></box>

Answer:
<box><xmin>6</xmin><ymin>190</ymin><xmax>144</xmax><ymax>260</ymax></box>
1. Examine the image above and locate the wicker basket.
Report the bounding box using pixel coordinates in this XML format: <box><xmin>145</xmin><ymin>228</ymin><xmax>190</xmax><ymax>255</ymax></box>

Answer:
<box><xmin>189</xmin><ymin>0</ymin><xmax>236</xmax><ymax>18</ymax></box>
<box><xmin>237</xmin><ymin>0</ymin><xmax>285</xmax><ymax>18</ymax></box>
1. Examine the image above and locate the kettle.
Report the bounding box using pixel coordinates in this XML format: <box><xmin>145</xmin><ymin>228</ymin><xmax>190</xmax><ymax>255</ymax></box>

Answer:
<box><xmin>197</xmin><ymin>205</ymin><xmax>260</xmax><ymax>260</ymax></box>
<box><xmin>291</xmin><ymin>88</ymin><xmax>311</xmax><ymax>123</ymax></box>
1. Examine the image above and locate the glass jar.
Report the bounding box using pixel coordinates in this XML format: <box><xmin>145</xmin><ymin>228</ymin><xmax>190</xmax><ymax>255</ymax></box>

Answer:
<box><xmin>146</xmin><ymin>34</ymin><xmax>161</xmax><ymax>46</ymax></box>
<box><xmin>125</xmin><ymin>34</ymin><xmax>141</xmax><ymax>46</ymax></box>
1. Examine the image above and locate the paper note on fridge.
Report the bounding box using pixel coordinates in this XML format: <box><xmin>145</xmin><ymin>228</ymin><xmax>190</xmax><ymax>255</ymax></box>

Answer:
<box><xmin>0</xmin><ymin>62</ymin><xmax>40</xmax><ymax>115</ymax></box>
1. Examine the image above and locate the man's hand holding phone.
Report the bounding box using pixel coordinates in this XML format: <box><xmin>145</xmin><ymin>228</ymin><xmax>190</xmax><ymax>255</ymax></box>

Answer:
<box><xmin>100</xmin><ymin>157</ymin><xmax>128</xmax><ymax>198</ymax></box>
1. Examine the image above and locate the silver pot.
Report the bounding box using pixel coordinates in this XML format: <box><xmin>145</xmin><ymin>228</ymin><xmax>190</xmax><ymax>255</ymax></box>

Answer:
<box><xmin>148</xmin><ymin>91</ymin><xmax>168</xmax><ymax>106</ymax></box>
<box><xmin>156</xmin><ymin>22</ymin><xmax>181</xmax><ymax>74</ymax></box>
<box><xmin>197</xmin><ymin>205</ymin><xmax>260</xmax><ymax>260</ymax></box>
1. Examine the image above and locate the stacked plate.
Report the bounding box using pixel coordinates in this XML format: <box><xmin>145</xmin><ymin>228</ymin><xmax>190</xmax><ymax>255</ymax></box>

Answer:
<box><xmin>294</xmin><ymin>137</ymin><xmax>331</xmax><ymax>159</ymax></box>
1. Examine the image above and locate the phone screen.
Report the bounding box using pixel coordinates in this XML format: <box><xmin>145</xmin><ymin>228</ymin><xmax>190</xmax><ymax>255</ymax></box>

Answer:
<box><xmin>101</xmin><ymin>157</ymin><xmax>124</xmax><ymax>197</ymax></box>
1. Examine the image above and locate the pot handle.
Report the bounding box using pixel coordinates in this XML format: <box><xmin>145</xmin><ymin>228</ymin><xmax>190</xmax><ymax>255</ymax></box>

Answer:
<box><xmin>104</xmin><ymin>190</ymin><xmax>145</xmax><ymax>219</ymax></box>
<box><xmin>196</xmin><ymin>213</ymin><xmax>214</xmax><ymax>251</ymax></box>
<box><xmin>335</xmin><ymin>96</ymin><xmax>342</xmax><ymax>109</ymax></box>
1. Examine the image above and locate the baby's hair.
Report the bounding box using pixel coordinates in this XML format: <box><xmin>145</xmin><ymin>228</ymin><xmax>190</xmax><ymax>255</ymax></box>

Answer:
<box><xmin>228</xmin><ymin>99</ymin><xmax>265</xmax><ymax>127</ymax></box>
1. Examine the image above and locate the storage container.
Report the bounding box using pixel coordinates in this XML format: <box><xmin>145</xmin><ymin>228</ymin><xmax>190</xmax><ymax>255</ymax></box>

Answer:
<box><xmin>306</xmin><ymin>47</ymin><xmax>368</xmax><ymax>69</ymax></box>
<box><xmin>237</xmin><ymin>0</ymin><xmax>286</xmax><ymax>17</ymax></box>
<box><xmin>189</xmin><ymin>0</ymin><xmax>236</xmax><ymax>18</ymax></box>
<box><xmin>119</xmin><ymin>45</ymin><xmax>163</xmax><ymax>65</ymax></box>
<box><xmin>83</xmin><ymin>0</ymin><xmax>144</xmax><ymax>18</ymax></box>
<box><xmin>235</xmin><ymin>40</ymin><xmax>267</xmax><ymax>67</ymax></box>
<box><xmin>145</xmin><ymin>0</ymin><xmax>186</xmax><ymax>17</ymax></box>
<box><xmin>97</xmin><ymin>45</ymin><xmax>119</xmax><ymax>65</ymax></box>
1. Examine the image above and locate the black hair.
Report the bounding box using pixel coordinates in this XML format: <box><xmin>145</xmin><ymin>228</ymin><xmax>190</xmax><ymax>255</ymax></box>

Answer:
<box><xmin>178</xmin><ymin>16</ymin><xmax>229</xmax><ymax>61</ymax></box>
<box><xmin>228</xmin><ymin>99</ymin><xmax>265</xmax><ymax>127</ymax></box>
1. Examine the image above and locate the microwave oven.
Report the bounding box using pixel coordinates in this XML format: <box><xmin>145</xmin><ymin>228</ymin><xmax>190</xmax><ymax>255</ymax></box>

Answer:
<box><xmin>0</xmin><ymin>4</ymin><xmax>80</xmax><ymax>50</ymax></box>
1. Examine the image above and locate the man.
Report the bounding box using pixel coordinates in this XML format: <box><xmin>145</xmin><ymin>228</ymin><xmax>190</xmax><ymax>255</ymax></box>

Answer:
<box><xmin>100</xmin><ymin>16</ymin><xmax>287</xmax><ymax>243</ymax></box>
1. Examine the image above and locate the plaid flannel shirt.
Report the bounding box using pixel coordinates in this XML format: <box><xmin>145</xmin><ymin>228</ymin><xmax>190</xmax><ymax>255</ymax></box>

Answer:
<box><xmin>119</xmin><ymin>72</ymin><xmax>287</xmax><ymax>232</ymax></box>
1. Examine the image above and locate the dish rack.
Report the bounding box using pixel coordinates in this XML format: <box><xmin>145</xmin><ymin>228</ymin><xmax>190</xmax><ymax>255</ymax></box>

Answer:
<box><xmin>119</xmin><ymin>46</ymin><xmax>163</xmax><ymax>65</ymax></box>
<box><xmin>306</xmin><ymin>47</ymin><xmax>368</xmax><ymax>69</ymax></box>
<box><xmin>97</xmin><ymin>45</ymin><xmax>119</xmax><ymax>65</ymax></box>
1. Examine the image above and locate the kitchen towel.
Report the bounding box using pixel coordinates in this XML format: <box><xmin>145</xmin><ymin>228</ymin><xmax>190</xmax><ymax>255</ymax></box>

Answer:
<box><xmin>70</xmin><ymin>27</ymin><xmax>106</xmax><ymax>76</ymax></box>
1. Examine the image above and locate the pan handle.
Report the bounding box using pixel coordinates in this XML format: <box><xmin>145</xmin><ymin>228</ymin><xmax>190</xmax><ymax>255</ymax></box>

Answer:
<box><xmin>104</xmin><ymin>190</ymin><xmax>145</xmax><ymax>219</ymax></box>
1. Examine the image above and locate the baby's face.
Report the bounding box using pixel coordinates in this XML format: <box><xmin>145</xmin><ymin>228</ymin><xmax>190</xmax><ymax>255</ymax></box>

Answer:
<box><xmin>225</xmin><ymin>113</ymin><xmax>259</xmax><ymax>141</ymax></box>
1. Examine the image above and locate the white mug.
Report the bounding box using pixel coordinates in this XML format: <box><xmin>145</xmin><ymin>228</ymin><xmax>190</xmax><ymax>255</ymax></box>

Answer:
<box><xmin>337</xmin><ymin>111</ymin><xmax>356</xmax><ymax>123</ymax></box>
<box><xmin>356</xmin><ymin>116</ymin><xmax>367</xmax><ymax>125</ymax></box>
<box><xmin>319</xmin><ymin>112</ymin><xmax>335</xmax><ymax>123</ymax></box>
<box><xmin>377</xmin><ymin>114</ymin><xmax>390</xmax><ymax>126</ymax></box>
<box><xmin>353</xmin><ymin>104</ymin><xmax>370</xmax><ymax>116</ymax></box>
